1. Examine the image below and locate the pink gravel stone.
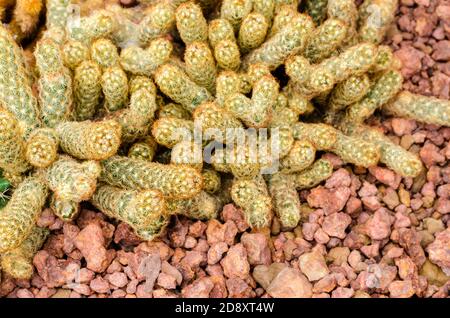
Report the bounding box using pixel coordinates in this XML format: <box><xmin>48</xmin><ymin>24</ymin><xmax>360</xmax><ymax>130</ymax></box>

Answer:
<box><xmin>241</xmin><ymin>233</ymin><xmax>271</xmax><ymax>265</ymax></box>
<box><xmin>220</xmin><ymin>244</ymin><xmax>250</xmax><ymax>279</ymax></box>
<box><xmin>322</xmin><ymin>212</ymin><xmax>352</xmax><ymax>239</ymax></box>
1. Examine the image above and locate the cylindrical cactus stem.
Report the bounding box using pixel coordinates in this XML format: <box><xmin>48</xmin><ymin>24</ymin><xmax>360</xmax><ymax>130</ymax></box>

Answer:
<box><xmin>270</xmin><ymin>96</ymin><xmax>299</xmax><ymax>128</ymax></box>
<box><xmin>35</xmin><ymin>37</ymin><xmax>73</xmax><ymax>127</ymax></box>
<box><xmin>231</xmin><ymin>176</ymin><xmax>272</xmax><ymax>229</ymax></box>
<box><xmin>327</xmin><ymin>0</ymin><xmax>358</xmax><ymax>46</ymax></box>
<box><xmin>0</xmin><ymin>108</ymin><xmax>30</xmax><ymax>174</ymax></box>
<box><xmin>267</xmin><ymin>173</ymin><xmax>301</xmax><ymax>229</ymax></box>
<box><xmin>135</xmin><ymin>214</ymin><xmax>170</xmax><ymax>241</ymax></box>
<box><xmin>73</xmin><ymin>61</ymin><xmax>102</xmax><ymax>121</ymax></box>
<box><xmin>138</xmin><ymin>2</ymin><xmax>175</xmax><ymax>45</ymax></box>
<box><xmin>0</xmin><ymin>26</ymin><xmax>40</xmax><ymax>137</ymax></box>
<box><xmin>280</xmin><ymin>140</ymin><xmax>316</xmax><ymax>173</ymax></box>
<box><xmin>342</xmin><ymin>69</ymin><xmax>403</xmax><ymax>124</ymax></box>
<box><xmin>38</xmin><ymin>69</ymin><xmax>73</xmax><ymax>128</ymax></box>
<box><xmin>332</xmin><ymin>132</ymin><xmax>380</xmax><ymax>168</ymax></box>
<box><xmin>358</xmin><ymin>0</ymin><xmax>398</xmax><ymax>44</ymax></box>
<box><xmin>168</xmin><ymin>191</ymin><xmax>219</xmax><ymax>220</ymax></box>
<box><xmin>283</xmin><ymin>85</ymin><xmax>315</xmax><ymax>115</ymax></box>
<box><xmin>184</xmin><ymin>41</ymin><xmax>216</xmax><ymax>93</ymax></box>
<box><xmin>288</xmin><ymin>66</ymin><xmax>334</xmax><ymax>99</ymax></box>
<box><xmin>226</xmin><ymin>75</ymin><xmax>279</xmax><ymax>128</ymax></box>
<box><xmin>25</xmin><ymin>128</ymin><xmax>59</xmax><ymax>168</ymax></box>
<box><xmin>304</xmin><ymin>0</ymin><xmax>329</xmax><ymax>25</ymax></box>
<box><xmin>343</xmin><ymin>123</ymin><xmax>423</xmax><ymax>177</ymax></box>
<box><xmin>214</xmin><ymin>39</ymin><xmax>241</xmax><ymax>71</ymax></box>
<box><xmin>152</xmin><ymin>117</ymin><xmax>194</xmax><ymax>148</ymax></box>
<box><xmin>50</xmin><ymin>194</ymin><xmax>80</xmax><ymax>221</ymax></box>
<box><xmin>91</xmin><ymin>184</ymin><xmax>166</xmax><ymax>231</ymax></box>
<box><xmin>253</xmin><ymin>0</ymin><xmax>275</xmax><ymax>23</ymax></box>
<box><xmin>269</xmin><ymin>4</ymin><xmax>298</xmax><ymax>37</ymax></box>
<box><xmin>46</xmin><ymin>0</ymin><xmax>70</xmax><ymax>29</ymax></box>
<box><xmin>321</xmin><ymin>42</ymin><xmax>378</xmax><ymax>83</ymax></box>
<box><xmin>201</xmin><ymin>168</ymin><xmax>221</xmax><ymax>194</ymax></box>
<box><xmin>327</xmin><ymin>74</ymin><xmax>371</xmax><ymax>113</ymax></box>
<box><xmin>62</xmin><ymin>40</ymin><xmax>90</xmax><ymax>70</ymax></box>
<box><xmin>171</xmin><ymin>140</ymin><xmax>203</xmax><ymax>170</ymax></box>
<box><xmin>2</xmin><ymin>170</ymin><xmax>24</xmax><ymax>188</ymax></box>
<box><xmin>220</xmin><ymin>0</ymin><xmax>253</xmax><ymax>31</ymax></box>
<box><xmin>215</xmin><ymin>71</ymin><xmax>242</xmax><ymax>107</ymax></box>
<box><xmin>91</xmin><ymin>38</ymin><xmax>120</xmax><ymax>69</ymax></box>
<box><xmin>285</xmin><ymin>55</ymin><xmax>312</xmax><ymax>86</ymax></box>
<box><xmin>238</xmin><ymin>13</ymin><xmax>269</xmax><ymax>53</ymax></box>
<box><xmin>68</xmin><ymin>10</ymin><xmax>118</xmax><ymax>44</ymax></box>
<box><xmin>244</xmin><ymin>13</ymin><xmax>314</xmax><ymax>70</ymax></box>
<box><xmin>370</xmin><ymin>45</ymin><xmax>401</xmax><ymax>74</ymax></box>
<box><xmin>55</xmin><ymin>120</ymin><xmax>122</xmax><ymax>160</ymax></box>
<box><xmin>101</xmin><ymin>66</ymin><xmax>129</xmax><ymax>112</ymax></box>
<box><xmin>193</xmin><ymin>102</ymin><xmax>243</xmax><ymax>144</ymax></box>
<box><xmin>293</xmin><ymin>122</ymin><xmax>380</xmax><ymax>167</ymax></box>
<box><xmin>246</xmin><ymin>63</ymin><xmax>272</xmax><ymax>85</ymax></box>
<box><xmin>292</xmin><ymin>122</ymin><xmax>338</xmax><ymax>150</ymax></box>
<box><xmin>45</xmin><ymin>155</ymin><xmax>101</xmax><ymax>202</ymax></box>
<box><xmin>208</xmin><ymin>18</ymin><xmax>235</xmax><ymax>49</ymax></box>
<box><xmin>158</xmin><ymin>103</ymin><xmax>192</xmax><ymax>120</ymax></box>
<box><xmin>120</xmin><ymin>37</ymin><xmax>173</xmax><ymax>76</ymax></box>
<box><xmin>0</xmin><ymin>226</ymin><xmax>49</xmax><ymax>279</ymax></box>
<box><xmin>100</xmin><ymin>156</ymin><xmax>203</xmax><ymax>199</ymax></box>
<box><xmin>154</xmin><ymin>64</ymin><xmax>213</xmax><ymax>113</ymax></box>
<box><xmin>0</xmin><ymin>176</ymin><xmax>49</xmax><ymax>252</ymax></box>
<box><xmin>128</xmin><ymin>137</ymin><xmax>158</xmax><ymax>161</ymax></box>
<box><xmin>176</xmin><ymin>1</ymin><xmax>208</xmax><ymax>45</ymax></box>
<box><xmin>210</xmin><ymin>149</ymin><xmax>232</xmax><ymax>173</ymax></box>
<box><xmin>129</xmin><ymin>76</ymin><xmax>156</xmax><ymax>95</ymax></box>
<box><xmin>383</xmin><ymin>91</ymin><xmax>450</xmax><ymax>127</ymax></box>
<box><xmin>304</xmin><ymin>18</ymin><xmax>348</xmax><ymax>63</ymax></box>
<box><xmin>292</xmin><ymin>158</ymin><xmax>333</xmax><ymax>190</ymax></box>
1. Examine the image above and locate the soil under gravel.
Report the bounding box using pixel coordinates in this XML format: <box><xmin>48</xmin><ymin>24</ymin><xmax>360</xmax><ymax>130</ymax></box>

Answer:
<box><xmin>1</xmin><ymin>0</ymin><xmax>449</xmax><ymax>298</ymax></box>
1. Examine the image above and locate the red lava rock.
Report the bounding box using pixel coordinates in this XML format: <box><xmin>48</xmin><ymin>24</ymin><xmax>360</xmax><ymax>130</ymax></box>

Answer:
<box><xmin>388</xmin><ymin>280</ymin><xmax>415</xmax><ymax>298</ymax></box>
<box><xmin>113</xmin><ymin>223</ymin><xmax>143</xmax><ymax>247</ymax></box>
<box><xmin>363</xmin><ymin>208</ymin><xmax>394</xmax><ymax>240</ymax></box>
<box><xmin>44</xmin><ymin>234</ymin><xmax>65</xmax><ymax>258</ymax></box>
<box><xmin>241</xmin><ymin>232</ymin><xmax>271</xmax><ymax>265</ymax></box>
<box><xmin>394</xmin><ymin>46</ymin><xmax>424</xmax><ymax>77</ymax></box>
<box><xmin>35</xmin><ymin>286</ymin><xmax>56</xmax><ymax>298</ymax></box>
<box><xmin>398</xmin><ymin>228</ymin><xmax>427</xmax><ymax>267</ymax></box>
<box><xmin>210</xmin><ymin>275</ymin><xmax>228</xmax><ymax>298</ymax></box>
<box><xmin>391</xmin><ymin>118</ymin><xmax>417</xmax><ymax>136</ymax></box>
<box><xmin>298</xmin><ymin>250</ymin><xmax>330</xmax><ymax>282</ymax></box>
<box><xmin>188</xmin><ymin>221</ymin><xmax>207</xmax><ymax>238</ymax></box>
<box><xmin>220</xmin><ymin>244</ymin><xmax>250</xmax><ymax>279</ymax></box>
<box><xmin>358</xmin><ymin>181</ymin><xmax>378</xmax><ymax>197</ymax></box>
<box><xmin>356</xmin><ymin>263</ymin><xmax>397</xmax><ymax>291</ymax></box>
<box><xmin>184</xmin><ymin>236</ymin><xmax>197</xmax><ymax>249</ymax></box>
<box><xmin>37</xmin><ymin>208</ymin><xmax>56</xmax><ymax>228</ymax></box>
<box><xmin>362</xmin><ymin>196</ymin><xmax>382</xmax><ymax>211</ymax></box>
<box><xmin>221</xmin><ymin>204</ymin><xmax>249</xmax><ymax>232</ymax></box>
<box><xmin>181</xmin><ymin>277</ymin><xmax>214</xmax><ymax>298</ymax></box>
<box><xmin>325</xmin><ymin>168</ymin><xmax>351</xmax><ymax>189</ymax></box>
<box><xmin>426</xmin><ymin>228</ymin><xmax>450</xmax><ymax>275</ymax></box>
<box><xmin>74</xmin><ymin>223</ymin><xmax>110</xmax><ymax>273</ymax></box>
<box><xmin>436</xmin><ymin>198</ymin><xmax>450</xmax><ymax>214</ymax></box>
<box><xmin>168</xmin><ymin>218</ymin><xmax>188</xmax><ymax>248</ymax></box>
<box><xmin>137</xmin><ymin>254</ymin><xmax>161</xmax><ymax>292</ymax></box>
<box><xmin>266</xmin><ymin>267</ymin><xmax>313</xmax><ymax>298</ymax></box>
<box><xmin>16</xmin><ymin>289</ymin><xmax>34</xmax><ymax>298</ymax></box>
<box><xmin>436</xmin><ymin>5</ymin><xmax>450</xmax><ymax>20</ymax></box>
<box><xmin>432</xmin><ymin>41</ymin><xmax>450</xmax><ymax>62</ymax></box>
<box><xmin>226</xmin><ymin>277</ymin><xmax>255</xmax><ymax>298</ymax></box>
<box><xmin>331</xmin><ymin>287</ymin><xmax>354</xmax><ymax>298</ymax></box>
<box><xmin>346</xmin><ymin>197</ymin><xmax>362</xmax><ymax>215</ymax></box>
<box><xmin>322</xmin><ymin>212</ymin><xmax>352</xmax><ymax>239</ymax></box>
<box><xmin>62</xmin><ymin>223</ymin><xmax>80</xmax><ymax>254</ymax></box>
<box><xmin>89</xmin><ymin>277</ymin><xmax>110</xmax><ymax>294</ymax></box>
<box><xmin>108</xmin><ymin>272</ymin><xmax>128</xmax><ymax>288</ymax></box>
<box><xmin>33</xmin><ymin>251</ymin><xmax>77</xmax><ymax>288</ymax></box>
<box><xmin>207</xmin><ymin>242</ymin><xmax>228</xmax><ymax>265</ymax></box>
<box><xmin>369</xmin><ymin>166</ymin><xmax>402</xmax><ymax>189</ymax></box>
<box><xmin>161</xmin><ymin>261</ymin><xmax>183</xmax><ymax>286</ymax></box>
<box><xmin>205</xmin><ymin>219</ymin><xmax>225</xmax><ymax>245</ymax></box>
<box><xmin>135</xmin><ymin>283</ymin><xmax>153</xmax><ymax>298</ymax></box>
<box><xmin>420</xmin><ymin>142</ymin><xmax>446</xmax><ymax>167</ymax></box>
<box><xmin>307</xmin><ymin>186</ymin><xmax>351</xmax><ymax>214</ymax></box>
<box><xmin>313</xmin><ymin>275</ymin><xmax>336</xmax><ymax>293</ymax></box>
<box><xmin>157</xmin><ymin>273</ymin><xmax>177</xmax><ymax>289</ymax></box>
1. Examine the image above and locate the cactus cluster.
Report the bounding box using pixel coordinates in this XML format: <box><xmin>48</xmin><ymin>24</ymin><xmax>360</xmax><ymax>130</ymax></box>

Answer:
<box><xmin>1</xmin><ymin>0</ymin><xmax>449</xmax><ymax>277</ymax></box>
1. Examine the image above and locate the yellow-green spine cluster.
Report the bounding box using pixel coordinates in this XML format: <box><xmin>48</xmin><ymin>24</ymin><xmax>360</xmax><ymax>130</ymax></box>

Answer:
<box><xmin>176</xmin><ymin>1</ymin><xmax>208</xmax><ymax>45</ymax></box>
<box><xmin>128</xmin><ymin>137</ymin><xmax>158</xmax><ymax>162</ymax></box>
<box><xmin>56</xmin><ymin>120</ymin><xmax>122</xmax><ymax>160</ymax></box>
<box><xmin>50</xmin><ymin>194</ymin><xmax>80</xmax><ymax>221</ymax></box>
<box><xmin>0</xmin><ymin>108</ymin><xmax>30</xmax><ymax>174</ymax></box>
<box><xmin>304</xmin><ymin>0</ymin><xmax>329</xmax><ymax>25</ymax></box>
<box><xmin>138</xmin><ymin>2</ymin><xmax>175</xmax><ymax>45</ymax></box>
<box><xmin>238</xmin><ymin>13</ymin><xmax>269</xmax><ymax>53</ymax></box>
<box><xmin>0</xmin><ymin>226</ymin><xmax>49</xmax><ymax>279</ymax></box>
<box><xmin>292</xmin><ymin>158</ymin><xmax>333</xmax><ymax>190</ymax></box>
<box><xmin>231</xmin><ymin>176</ymin><xmax>272</xmax><ymax>229</ymax></box>
<box><xmin>101</xmin><ymin>66</ymin><xmax>129</xmax><ymax>112</ymax></box>
<box><xmin>358</xmin><ymin>0</ymin><xmax>398</xmax><ymax>44</ymax></box>
<box><xmin>267</xmin><ymin>173</ymin><xmax>300</xmax><ymax>229</ymax></box>
<box><xmin>91</xmin><ymin>184</ymin><xmax>166</xmax><ymax>230</ymax></box>
<box><xmin>158</xmin><ymin>103</ymin><xmax>191</xmax><ymax>120</ymax></box>
<box><xmin>25</xmin><ymin>128</ymin><xmax>59</xmax><ymax>168</ymax></box>
<box><xmin>62</xmin><ymin>40</ymin><xmax>90</xmax><ymax>70</ymax></box>
<box><xmin>280</xmin><ymin>140</ymin><xmax>316</xmax><ymax>173</ymax></box>
<box><xmin>91</xmin><ymin>38</ymin><xmax>120</xmax><ymax>69</ymax></box>
<box><xmin>0</xmin><ymin>176</ymin><xmax>48</xmax><ymax>252</ymax></box>
<box><xmin>167</xmin><ymin>191</ymin><xmax>220</xmax><ymax>221</ymax></box>
<box><xmin>220</xmin><ymin>0</ymin><xmax>253</xmax><ymax>31</ymax></box>
<box><xmin>185</xmin><ymin>41</ymin><xmax>217</xmax><ymax>93</ymax></box>
<box><xmin>100</xmin><ymin>156</ymin><xmax>203</xmax><ymax>199</ymax></box>
<box><xmin>383</xmin><ymin>92</ymin><xmax>450</xmax><ymax>127</ymax></box>
<box><xmin>46</xmin><ymin>0</ymin><xmax>70</xmax><ymax>30</ymax></box>
<box><xmin>152</xmin><ymin>117</ymin><xmax>194</xmax><ymax>148</ymax></box>
<box><xmin>73</xmin><ymin>61</ymin><xmax>102</xmax><ymax>120</ymax></box>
